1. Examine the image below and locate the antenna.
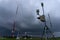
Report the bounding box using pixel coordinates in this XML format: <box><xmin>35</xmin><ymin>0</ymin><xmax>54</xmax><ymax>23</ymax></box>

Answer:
<box><xmin>41</xmin><ymin>2</ymin><xmax>44</xmax><ymax>15</ymax></box>
<box><xmin>11</xmin><ymin>0</ymin><xmax>19</xmax><ymax>38</ymax></box>
<box><xmin>36</xmin><ymin>2</ymin><xmax>55</xmax><ymax>40</ymax></box>
<box><xmin>48</xmin><ymin>14</ymin><xmax>53</xmax><ymax>28</ymax></box>
<box><xmin>11</xmin><ymin>21</ymin><xmax>16</xmax><ymax>38</ymax></box>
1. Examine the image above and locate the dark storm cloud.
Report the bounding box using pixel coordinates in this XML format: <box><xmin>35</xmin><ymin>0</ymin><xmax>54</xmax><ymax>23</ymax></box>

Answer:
<box><xmin>0</xmin><ymin>0</ymin><xmax>17</xmax><ymax>29</ymax></box>
<box><xmin>17</xmin><ymin>0</ymin><xmax>60</xmax><ymax>32</ymax></box>
<box><xmin>0</xmin><ymin>0</ymin><xmax>60</xmax><ymax>35</ymax></box>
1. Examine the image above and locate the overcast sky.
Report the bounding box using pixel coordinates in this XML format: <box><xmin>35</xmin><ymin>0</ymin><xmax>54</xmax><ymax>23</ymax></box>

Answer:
<box><xmin>0</xmin><ymin>0</ymin><xmax>60</xmax><ymax>37</ymax></box>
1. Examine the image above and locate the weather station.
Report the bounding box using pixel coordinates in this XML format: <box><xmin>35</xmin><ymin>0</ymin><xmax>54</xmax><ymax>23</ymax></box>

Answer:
<box><xmin>36</xmin><ymin>2</ymin><xmax>56</xmax><ymax>40</ymax></box>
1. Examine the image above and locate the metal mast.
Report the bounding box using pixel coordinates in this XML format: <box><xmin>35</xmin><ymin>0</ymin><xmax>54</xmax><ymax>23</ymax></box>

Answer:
<box><xmin>36</xmin><ymin>2</ymin><xmax>55</xmax><ymax>40</ymax></box>
<box><xmin>41</xmin><ymin>2</ymin><xmax>48</xmax><ymax>40</ymax></box>
<box><xmin>11</xmin><ymin>1</ymin><xmax>19</xmax><ymax>38</ymax></box>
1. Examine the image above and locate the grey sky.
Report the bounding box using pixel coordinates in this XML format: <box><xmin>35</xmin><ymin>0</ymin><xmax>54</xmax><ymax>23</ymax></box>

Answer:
<box><xmin>0</xmin><ymin>0</ymin><xmax>60</xmax><ymax>37</ymax></box>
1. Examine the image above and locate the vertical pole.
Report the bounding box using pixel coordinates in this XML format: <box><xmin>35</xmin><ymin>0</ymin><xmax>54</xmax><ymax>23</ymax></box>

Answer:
<box><xmin>48</xmin><ymin>14</ymin><xmax>52</xmax><ymax>28</ymax></box>
<box><xmin>41</xmin><ymin>2</ymin><xmax>47</xmax><ymax>40</ymax></box>
<box><xmin>11</xmin><ymin>0</ymin><xmax>19</xmax><ymax>38</ymax></box>
<box><xmin>41</xmin><ymin>3</ymin><xmax>44</xmax><ymax>15</ymax></box>
<box><xmin>45</xmin><ymin>27</ymin><xmax>47</xmax><ymax>40</ymax></box>
<box><xmin>12</xmin><ymin>21</ymin><xmax>16</xmax><ymax>38</ymax></box>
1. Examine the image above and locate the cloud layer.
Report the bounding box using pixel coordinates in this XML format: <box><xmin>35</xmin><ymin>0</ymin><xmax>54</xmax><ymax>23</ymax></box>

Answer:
<box><xmin>0</xmin><ymin>0</ymin><xmax>60</xmax><ymax>33</ymax></box>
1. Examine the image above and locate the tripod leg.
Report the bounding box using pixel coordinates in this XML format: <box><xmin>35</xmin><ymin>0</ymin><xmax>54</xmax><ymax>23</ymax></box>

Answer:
<box><xmin>48</xmin><ymin>29</ymin><xmax>56</xmax><ymax>40</ymax></box>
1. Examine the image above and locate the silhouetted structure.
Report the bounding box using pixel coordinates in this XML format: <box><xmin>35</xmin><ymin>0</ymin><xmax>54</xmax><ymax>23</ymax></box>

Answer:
<box><xmin>11</xmin><ymin>1</ymin><xmax>19</xmax><ymax>38</ymax></box>
<box><xmin>36</xmin><ymin>2</ymin><xmax>55</xmax><ymax>40</ymax></box>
